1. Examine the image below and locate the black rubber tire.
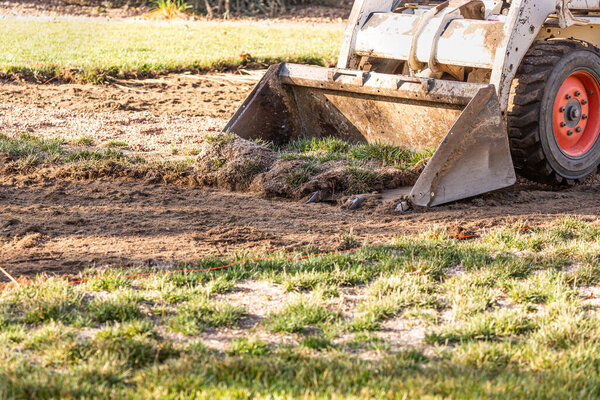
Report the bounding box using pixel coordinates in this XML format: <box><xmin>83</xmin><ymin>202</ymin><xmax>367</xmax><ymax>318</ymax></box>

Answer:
<box><xmin>507</xmin><ymin>40</ymin><xmax>600</xmax><ymax>185</ymax></box>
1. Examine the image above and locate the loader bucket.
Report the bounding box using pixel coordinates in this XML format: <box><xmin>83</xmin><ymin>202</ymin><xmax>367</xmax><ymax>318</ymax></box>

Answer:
<box><xmin>224</xmin><ymin>63</ymin><xmax>516</xmax><ymax>207</ymax></box>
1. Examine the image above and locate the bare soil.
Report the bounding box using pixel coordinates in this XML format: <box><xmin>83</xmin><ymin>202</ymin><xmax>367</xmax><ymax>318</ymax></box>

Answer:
<box><xmin>0</xmin><ymin>73</ymin><xmax>255</xmax><ymax>153</ymax></box>
<box><xmin>2</xmin><ymin>171</ymin><xmax>600</xmax><ymax>279</ymax></box>
<box><xmin>2</xmin><ymin>73</ymin><xmax>600</xmax><ymax>280</ymax></box>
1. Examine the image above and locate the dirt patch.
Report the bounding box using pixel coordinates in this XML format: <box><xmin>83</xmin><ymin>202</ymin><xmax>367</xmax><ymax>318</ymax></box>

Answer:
<box><xmin>2</xmin><ymin>170</ymin><xmax>600</xmax><ymax>280</ymax></box>
<box><xmin>2</xmin><ymin>73</ymin><xmax>600</xmax><ymax>280</ymax></box>
<box><xmin>0</xmin><ymin>73</ymin><xmax>256</xmax><ymax>153</ymax></box>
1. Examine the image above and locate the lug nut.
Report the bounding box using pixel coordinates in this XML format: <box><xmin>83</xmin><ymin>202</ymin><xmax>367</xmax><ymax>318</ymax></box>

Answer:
<box><xmin>568</xmin><ymin>130</ymin><xmax>574</xmax><ymax>136</ymax></box>
<box><xmin>583</xmin><ymin>114</ymin><xmax>589</xmax><ymax>120</ymax></box>
<box><xmin>576</xmin><ymin>127</ymin><xmax>583</xmax><ymax>133</ymax></box>
<box><xmin>582</xmin><ymin>99</ymin><xmax>588</xmax><ymax>105</ymax></box>
<box><xmin>560</xmin><ymin>122</ymin><xmax>567</xmax><ymax>127</ymax></box>
<box><xmin>559</xmin><ymin>107</ymin><xmax>565</xmax><ymax>112</ymax></box>
<box><xmin>566</xmin><ymin>94</ymin><xmax>572</xmax><ymax>99</ymax></box>
<box><xmin>576</xmin><ymin>91</ymin><xmax>581</xmax><ymax>97</ymax></box>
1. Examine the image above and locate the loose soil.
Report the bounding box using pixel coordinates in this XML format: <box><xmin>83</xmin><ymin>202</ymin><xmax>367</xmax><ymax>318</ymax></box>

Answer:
<box><xmin>2</xmin><ymin>73</ymin><xmax>600</xmax><ymax>280</ymax></box>
<box><xmin>0</xmin><ymin>73</ymin><xmax>255</xmax><ymax>153</ymax></box>
<box><xmin>2</xmin><ymin>172</ymin><xmax>600</xmax><ymax>279</ymax></box>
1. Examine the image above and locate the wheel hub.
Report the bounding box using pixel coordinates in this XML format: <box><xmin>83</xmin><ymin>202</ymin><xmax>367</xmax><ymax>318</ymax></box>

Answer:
<box><xmin>553</xmin><ymin>71</ymin><xmax>600</xmax><ymax>157</ymax></box>
<box><xmin>563</xmin><ymin>99</ymin><xmax>583</xmax><ymax>129</ymax></box>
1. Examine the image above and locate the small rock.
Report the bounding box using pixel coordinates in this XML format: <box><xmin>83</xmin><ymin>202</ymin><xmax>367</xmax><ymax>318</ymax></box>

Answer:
<box><xmin>306</xmin><ymin>191</ymin><xmax>321</xmax><ymax>204</ymax></box>
<box><xmin>349</xmin><ymin>195</ymin><xmax>366</xmax><ymax>210</ymax></box>
<box><xmin>395</xmin><ymin>200</ymin><xmax>411</xmax><ymax>213</ymax></box>
<box><xmin>471</xmin><ymin>197</ymin><xmax>485</xmax><ymax>207</ymax></box>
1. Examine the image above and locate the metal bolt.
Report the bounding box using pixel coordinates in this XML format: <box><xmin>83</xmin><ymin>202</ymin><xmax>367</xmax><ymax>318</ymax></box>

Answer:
<box><xmin>568</xmin><ymin>130</ymin><xmax>574</xmax><ymax>136</ymax></box>
<box><xmin>576</xmin><ymin>127</ymin><xmax>583</xmax><ymax>133</ymax></box>
<box><xmin>583</xmin><ymin>114</ymin><xmax>589</xmax><ymax>120</ymax></box>
<box><xmin>582</xmin><ymin>99</ymin><xmax>588</xmax><ymax>105</ymax></box>
<box><xmin>560</xmin><ymin>122</ymin><xmax>566</xmax><ymax>127</ymax></box>
<box><xmin>566</xmin><ymin>94</ymin><xmax>572</xmax><ymax>99</ymax></box>
<box><xmin>559</xmin><ymin>107</ymin><xmax>565</xmax><ymax>112</ymax></box>
<box><xmin>576</xmin><ymin>91</ymin><xmax>581</xmax><ymax>97</ymax></box>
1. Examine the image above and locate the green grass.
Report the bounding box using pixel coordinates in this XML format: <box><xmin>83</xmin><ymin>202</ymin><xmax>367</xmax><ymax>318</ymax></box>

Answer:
<box><xmin>170</xmin><ymin>297</ymin><xmax>246</xmax><ymax>335</ymax></box>
<box><xmin>0</xmin><ymin>133</ymin><xmax>64</xmax><ymax>163</ymax></box>
<box><xmin>71</xmin><ymin>135</ymin><xmax>95</xmax><ymax>146</ymax></box>
<box><xmin>266</xmin><ymin>297</ymin><xmax>340</xmax><ymax>333</ymax></box>
<box><xmin>279</xmin><ymin>136</ymin><xmax>433</xmax><ymax>170</ymax></box>
<box><xmin>105</xmin><ymin>140</ymin><xmax>129</xmax><ymax>149</ymax></box>
<box><xmin>0</xmin><ymin>133</ymin><xmax>201</xmax><ymax>183</ymax></box>
<box><xmin>0</xmin><ymin>18</ymin><xmax>342</xmax><ymax>82</ymax></box>
<box><xmin>3</xmin><ymin>218</ymin><xmax>600</xmax><ymax>397</ymax></box>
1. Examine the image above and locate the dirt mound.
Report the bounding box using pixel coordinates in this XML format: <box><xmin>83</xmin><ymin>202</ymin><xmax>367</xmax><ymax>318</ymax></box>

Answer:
<box><xmin>196</xmin><ymin>134</ymin><xmax>278</xmax><ymax>191</ymax></box>
<box><xmin>195</xmin><ymin>134</ymin><xmax>424</xmax><ymax>200</ymax></box>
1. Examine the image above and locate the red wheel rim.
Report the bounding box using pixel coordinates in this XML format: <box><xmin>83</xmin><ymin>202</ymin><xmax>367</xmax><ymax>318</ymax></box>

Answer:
<box><xmin>553</xmin><ymin>71</ymin><xmax>600</xmax><ymax>157</ymax></box>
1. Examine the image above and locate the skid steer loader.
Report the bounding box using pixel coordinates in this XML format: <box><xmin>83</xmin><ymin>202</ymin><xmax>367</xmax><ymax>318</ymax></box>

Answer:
<box><xmin>224</xmin><ymin>0</ymin><xmax>600</xmax><ymax>206</ymax></box>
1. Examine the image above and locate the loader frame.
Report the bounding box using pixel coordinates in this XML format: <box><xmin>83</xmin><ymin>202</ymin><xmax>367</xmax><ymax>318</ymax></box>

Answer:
<box><xmin>224</xmin><ymin>0</ymin><xmax>600</xmax><ymax>206</ymax></box>
<box><xmin>339</xmin><ymin>0</ymin><xmax>600</xmax><ymax>111</ymax></box>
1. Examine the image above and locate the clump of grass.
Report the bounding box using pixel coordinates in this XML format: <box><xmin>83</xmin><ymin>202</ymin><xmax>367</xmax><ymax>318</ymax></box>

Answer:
<box><xmin>345</xmin><ymin>166</ymin><xmax>382</xmax><ymax>194</ymax></box>
<box><xmin>67</xmin><ymin>148</ymin><xmax>123</xmax><ymax>162</ymax></box>
<box><xmin>86</xmin><ymin>294</ymin><xmax>142</xmax><ymax>323</ymax></box>
<box><xmin>11</xmin><ymin>280</ymin><xmax>85</xmax><ymax>325</ymax></box>
<box><xmin>105</xmin><ymin>140</ymin><xmax>128</xmax><ymax>149</ymax></box>
<box><xmin>300</xmin><ymin>335</ymin><xmax>335</xmax><ymax>351</ymax></box>
<box><xmin>85</xmin><ymin>321</ymin><xmax>178</xmax><ymax>368</ymax></box>
<box><xmin>339</xmin><ymin>229</ymin><xmax>361</xmax><ymax>250</ymax></box>
<box><xmin>0</xmin><ymin>133</ymin><xmax>64</xmax><ymax>161</ymax></box>
<box><xmin>349</xmin><ymin>143</ymin><xmax>432</xmax><ymax>170</ymax></box>
<box><xmin>72</xmin><ymin>136</ymin><xmax>94</xmax><ymax>146</ymax></box>
<box><xmin>287</xmin><ymin>137</ymin><xmax>350</xmax><ymax>154</ymax></box>
<box><xmin>205</xmin><ymin>132</ymin><xmax>237</xmax><ymax>146</ymax></box>
<box><xmin>284</xmin><ymin>162</ymin><xmax>317</xmax><ymax>187</ymax></box>
<box><xmin>145</xmin><ymin>0</ymin><xmax>192</xmax><ymax>19</ymax></box>
<box><xmin>426</xmin><ymin>309</ymin><xmax>537</xmax><ymax>344</ymax></box>
<box><xmin>22</xmin><ymin>321</ymin><xmax>77</xmax><ymax>351</ymax></box>
<box><xmin>506</xmin><ymin>271</ymin><xmax>576</xmax><ymax>306</ymax></box>
<box><xmin>281</xmin><ymin>267</ymin><xmax>373</xmax><ymax>293</ymax></box>
<box><xmin>345</xmin><ymin>333</ymin><xmax>390</xmax><ymax>352</ymax></box>
<box><xmin>205</xmin><ymin>277</ymin><xmax>236</xmax><ymax>295</ymax></box>
<box><xmin>266</xmin><ymin>298</ymin><xmax>339</xmax><ymax>334</ymax></box>
<box><xmin>348</xmin><ymin>273</ymin><xmax>437</xmax><ymax>332</ymax></box>
<box><xmin>569</xmin><ymin>255</ymin><xmax>600</xmax><ymax>286</ymax></box>
<box><xmin>168</xmin><ymin>271</ymin><xmax>207</xmax><ymax>288</ymax></box>
<box><xmin>280</xmin><ymin>137</ymin><xmax>432</xmax><ymax>170</ymax></box>
<box><xmin>86</xmin><ymin>275</ymin><xmax>132</xmax><ymax>292</ymax></box>
<box><xmin>227</xmin><ymin>337</ymin><xmax>270</xmax><ymax>356</ymax></box>
<box><xmin>233</xmin><ymin>158</ymin><xmax>267</xmax><ymax>181</ymax></box>
<box><xmin>170</xmin><ymin>298</ymin><xmax>246</xmax><ymax>335</ymax></box>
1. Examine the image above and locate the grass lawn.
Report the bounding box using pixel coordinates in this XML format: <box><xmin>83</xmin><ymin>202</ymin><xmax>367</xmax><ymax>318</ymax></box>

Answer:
<box><xmin>0</xmin><ymin>18</ymin><xmax>343</xmax><ymax>82</ymax></box>
<box><xmin>2</xmin><ymin>218</ymin><xmax>600</xmax><ymax>398</ymax></box>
